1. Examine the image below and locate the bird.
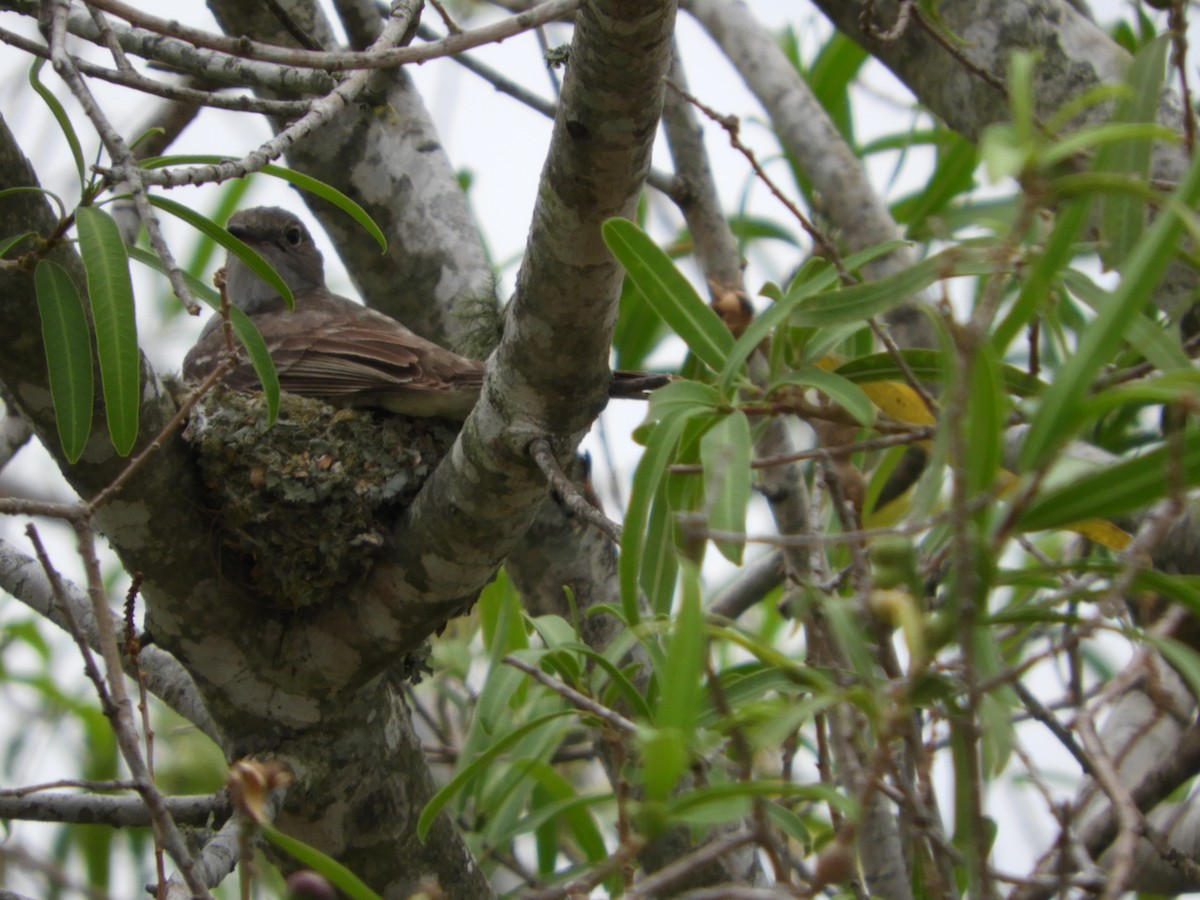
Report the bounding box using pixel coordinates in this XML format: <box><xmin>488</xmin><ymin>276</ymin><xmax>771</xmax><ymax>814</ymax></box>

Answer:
<box><xmin>183</xmin><ymin>207</ymin><xmax>666</xmax><ymax>418</ymax></box>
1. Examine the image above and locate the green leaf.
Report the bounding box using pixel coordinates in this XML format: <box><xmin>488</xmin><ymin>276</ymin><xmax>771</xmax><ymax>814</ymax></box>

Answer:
<box><xmin>139</xmin><ymin>155</ymin><xmax>388</xmax><ymax>252</ymax></box>
<box><xmin>641</xmin><ymin>482</ymin><xmax>680</xmax><ymax>615</ymax></box>
<box><xmin>1096</xmin><ymin>34</ymin><xmax>1170</xmax><ymax>270</ymax></box>
<box><xmin>126</xmin><ymin>245</ymin><xmax>280</xmax><ymax>424</ymax></box>
<box><xmin>700</xmin><ymin>411</ymin><xmax>753</xmax><ymax>563</ymax></box>
<box><xmin>774</xmin><ymin>368</ymin><xmax>876</xmax><ymax>427</ymax></box>
<box><xmin>805</xmin><ymin>31</ymin><xmax>867</xmax><ymax>144</ymax></box>
<box><xmin>0</xmin><ymin>185</ymin><xmax>67</xmax><ymax>220</ymax></box>
<box><xmin>788</xmin><ymin>247</ymin><xmax>992</xmax><ymax>328</ymax></box>
<box><xmin>418</xmin><ymin>710</ymin><xmax>573</xmax><ymax>841</ymax></box>
<box><xmin>602</xmin><ymin>218</ymin><xmax>735</xmax><ymax>372</ymax></box>
<box><xmin>893</xmin><ymin>132</ymin><xmax>978</xmax><ymax>231</ymax></box>
<box><xmin>658</xmin><ymin>560</ymin><xmax>705</xmax><ymax>732</ymax></box>
<box><xmin>1019</xmin><ymin>147</ymin><xmax>1200</xmax><ymax>471</ymax></box>
<box><xmin>963</xmin><ymin>343</ymin><xmax>1004</xmax><ymax>500</ymax></box>
<box><xmin>76</xmin><ymin>206</ymin><xmax>139</xmax><ymax>456</ymax></box>
<box><xmin>569</xmin><ymin>644</ymin><xmax>654</xmax><ymax>720</ymax></box>
<box><xmin>1008</xmin><ymin>50</ymin><xmax>1038</xmax><ymax>149</ymax></box>
<box><xmin>717</xmin><ymin>241</ymin><xmax>911</xmax><ymax>397</ymax></box>
<box><xmin>666</xmin><ymin>779</ymin><xmax>854</xmax><ymax>819</ymax></box>
<box><xmin>614</xmin><ymin>274</ymin><xmax>670</xmax><ymax>371</ymax></box>
<box><xmin>644</xmin><ymin>379</ymin><xmax>722</xmax><ymax>425</ymax></box>
<box><xmin>639</xmin><ymin>726</ymin><xmax>690</xmax><ymax>802</ymax></box>
<box><xmin>992</xmin><ymin>197</ymin><xmax>1091</xmax><ymax>355</ymax></box>
<box><xmin>146</xmin><ymin>195</ymin><xmax>294</xmax><ymax>309</ymax></box>
<box><xmin>1017</xmin><ymin>429</ymin><xmax>1200</xmax><ymax>532</ymax></box>
<box><xmin>29</xmin><ymin>60</ymin><xmax>85</xmax><ymax>188</ymax></box>
<box><xmin>260</xmin><ymin>823</ymin><xmax>381</xmax><ymax>900</ymax></box>
<box><xmin>489</xmin><ymin>760</ymin><xmax>610</xmax><ymax>863</ymax></box>
<box><xmin>1041</xmin><ymin>122</ymin><xmax>1177</xmax><ymax>169</ymax></box>
<box><xmin>0</xmin><ymin>231</ymin><xmax>36</xmax><ymax>259</ymax></box>
<box><xmin>835</xmin><ymin>350</ymin><xmax>1044</xmax><ymax>397</ymax></box>
<box><xmin>35</xmin><ymin>260</ymin><xmax>93</xmax><ymax>463</ymax></box>
<box><xmin>1061</xmin><ymin>268</ymin><xmax>1189</xmax><ymax>374</ymax></box>
<box><xmin>621</xmin><ymin>412</ymin><xmax>690</xmax><ymax>622</ymax></box>
<box><xmin>124</xmin><ymin>245</ymin><xmax>217</xmax><ymax>306</ymax></box>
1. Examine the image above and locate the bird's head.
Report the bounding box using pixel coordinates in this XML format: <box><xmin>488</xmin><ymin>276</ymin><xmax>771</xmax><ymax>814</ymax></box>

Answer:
<box><xmin>223</xmin><ymin>206</ymin><xmax>326</xmax><ymax>313</ymax></box>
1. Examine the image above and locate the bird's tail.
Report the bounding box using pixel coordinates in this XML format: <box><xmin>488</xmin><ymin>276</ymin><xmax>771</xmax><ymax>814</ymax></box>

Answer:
<box><xmin>608</xmin><ymin>370</ymin><xmax>673</xmax><ymax>399</ymax></box>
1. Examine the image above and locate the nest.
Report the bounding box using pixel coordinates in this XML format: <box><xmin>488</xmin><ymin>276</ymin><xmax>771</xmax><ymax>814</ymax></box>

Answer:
<box><xmin>182</xmin><ymin>388</ymin><xmax>457</xmax><ymax>609</ymax></box>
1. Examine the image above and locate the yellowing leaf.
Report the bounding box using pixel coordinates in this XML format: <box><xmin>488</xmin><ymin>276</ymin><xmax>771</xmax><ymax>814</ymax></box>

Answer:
<box><xmin>860</xmin><ymin>381</ymin><xmax>937</xmax><ymax>426</ymax></box>
<box><xmin>1064</xmin><ymin>518</ymin><xmax>1132</xmax><ymax>551</ymax></box>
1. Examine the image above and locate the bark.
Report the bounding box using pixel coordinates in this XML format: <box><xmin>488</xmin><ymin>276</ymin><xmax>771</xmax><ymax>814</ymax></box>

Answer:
<box><xmin>0</xmin><ymin>0</ymin><xmax>680</xmax><ymax>893</ymax></box>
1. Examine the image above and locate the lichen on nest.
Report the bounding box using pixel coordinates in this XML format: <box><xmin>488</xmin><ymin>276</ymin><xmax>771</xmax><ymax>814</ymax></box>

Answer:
<box><xmin>182</xmin><ymin>387</ymin><xmax>458</xmax><ymax>609</ymax></box>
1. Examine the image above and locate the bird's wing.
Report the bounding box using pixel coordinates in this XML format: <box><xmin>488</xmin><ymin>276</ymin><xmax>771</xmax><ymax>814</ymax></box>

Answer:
<box><xmin>183</xmin><ymin>299</ymin><xmax>484</xmax><ymax>406</ymax></box>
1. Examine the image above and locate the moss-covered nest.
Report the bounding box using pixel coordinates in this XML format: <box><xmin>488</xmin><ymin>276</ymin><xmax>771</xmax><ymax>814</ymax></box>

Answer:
<box><xmin>182</xmin><ymin>388</ymin><xmax>458</xmax><ymax>609</ymax></box>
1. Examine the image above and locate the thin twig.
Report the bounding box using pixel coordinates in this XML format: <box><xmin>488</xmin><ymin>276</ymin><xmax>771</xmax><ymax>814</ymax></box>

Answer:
<box><xmin>85</xmin><ymin>0</ymin><xmax>580</xmax><ymax>71</ymax></box>
<box><xmin>502</xmin><ymin>654</ymin><xmax>638</xmax><ymax>734</ymax></box>
<box><xmin>529</xmin><ymin>437</ymin><xmax>623</xmax><ymax>543</ymax></box>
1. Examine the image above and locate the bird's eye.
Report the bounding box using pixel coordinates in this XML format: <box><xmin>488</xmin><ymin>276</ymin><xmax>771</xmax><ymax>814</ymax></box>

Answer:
<box><xmin>284</xmin><ymin>224</ymin><xmax>304</xmax><ymax>247</ymax></box>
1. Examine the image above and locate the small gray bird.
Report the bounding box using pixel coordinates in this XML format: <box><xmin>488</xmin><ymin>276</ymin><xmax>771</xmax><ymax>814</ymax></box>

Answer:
<box><xmin>183</xmin><ymin>207</ymin><xmax>664</xmax><ymax>418</ymax></box>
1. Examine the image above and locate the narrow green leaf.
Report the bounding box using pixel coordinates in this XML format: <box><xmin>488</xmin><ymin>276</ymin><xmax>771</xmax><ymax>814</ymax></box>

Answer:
<box><xmin>667</xmin><ymin>779</ymin><xmax>854</xmax><ymax>818</ymax></box>
<box><xmin>0</xmin><ymin>232</ymin><xmax>36</xmax><ymax>259</ymax></box>
<box><xmin>126</xmin><ymin>245</ymin><xmax>280</xmax><ymax>424</ymax></box>
<box><xmin>0</xmin><ymin>185</ymin><xmax>67</xmax><ymax>219</ymax></box>
<box><xmin>700</xmin><ymin>411</ymin><xmax>753</xmax><ymax>564</ymax></box>
<box><xmin>644</xmin><ymin>379</ymin><xmax>722</xmax><ymax>425</ymax></box>
<box><xmin>614</xmin><ymin>274</ymin><xmax>670</xmax><ymax>371</ymax></box>
<box><xmin>1041</xmin><ymin>122</ymin><xmax>1177</xmax><ymax>168</ymax></box>
<box><xmin>621</xmin><ymin>412</ymin><xmax>690</xmax><ymax>622</ymax></box>
<box><xmin>641</xmin><ymin>484</ymin><xmax>680</xmax><ymax>615</ymax></box>
<box><xmin>726</xmin><ymin>215</ymin><xmax>802</xmax><ymax>248</ymax></box>
<box><xmin>639</xmin><ymin>726</ymin><xmax>690</xmax><ymax>802</ymax></box>
<box><xmin>718</xmin><ymin>241</ymin><xmax>915</xmax><ymax>397</ymax></box>
<box><xmin>125</xmin><ymin>245</ymin><xmax>217</xmax><ymax>306</ymax></box>
<box><xmin>992</xmin><ymin>197</ymin><xmax>1091</xmax><ymax>355</ymax></box>
<box><xmin>602</xmin><ymin>218</ymin><xmax>735</xmax><ymax>372</ymax></box>
<box><xmin>1061</xmin><ymin>268</ymin><xmax>1189</xmax><ymax>374</ymax></box>
<box><xmin>34</xmin><ymin>260</ymin><xmax>93</xmax><ymax>463</ymax></box>
<box><xmin>658</xmin><ymin>560</ymin><xmax>705</xmax><ymax>732</ymax></box>
<box><xmin>893</xmin><ymin>132</ymin><xmax>978</xmax><ymax>230</ymax></box>
<box><xmin>568</xmin><ymin>644</ymin><xmax>653</xmax><ymax>719</ymax></box>
<box><xmin>1019</xmin><ymin>148</ymin><xmax>1200</xmax><ymax>471</ymax></box>
<box><xmin>1096</xmin><ymin>34</ymin><xmax>1170</xmax><ymax>270</ymax></box>
<box><xmin>835</xmin><ymin>350</ymin><xmax>1045</xmax><ymax>397</ymax></box>
<box><xmin>417</xmin><ymin>711</ymin><xmax>573</xmax><ymax>840</ymax></box>
<box><xmin>764</xmin><ymin>801</ymin><xmax>812</xmax><ymax>847</ymax></box>
<box><xmin>139</xmin><ymin>155</ymin><xmax>388</xmax><ymax>252</ymax></box>
<box><xmin>1078</xmin><ymin>370</ymin><xmax>1200</xmax><ymax>417</ymax></box>
<box><xmin>789</xmin><ymin>247</ymin><xmax>992</xmax><ymax>328</ymax></box>
<box><xmin>76</xmin><ymin>206</ymin><xmax>139</xmax><ymax>456</ymax></box>
<box><xmin>1009</xmin><ymin>51</ymin><xmax>1038</xmax><ymax>148</ymax></box>
<box><xmin>260</xmin><ymin>823</ymin><xmax>381</xmax><ymax>900</ymax></box>
<box><xmin>29</xmin><ymin>60</ymin><xmax>85</xmax><ymax>188</ymax></box>
<box><xmin>146</xmin><ymin>195</ymin><xmax>294</xmax><ymax>309</ymax></box>
<box><xmin>805</xmin><ymin>31</ymin><xmax>868</xmax><ymax>143</ymax></box>
<box><xmin>773</xmin><ymin>368</ymin><xmax>875</xmax><ymax>427</ymax></box>
<box><xmin>963</xmin><ymin>343</ymin><xmax>1004</xmax><ymax>500</ymax></box>
<box><xmin>491</xmin><ymin>761</ymin><xmax>610</xmax><ymax>863</ymax></box>
<box><xmin>1018</xmin><ymin>429</ymin><xmax>1200</xmax><ymax>532</ymax></box>
<box><xmin>750</xmin><ymin>244</ymin><xmax>916</xmax><ymax>388</ymax></box>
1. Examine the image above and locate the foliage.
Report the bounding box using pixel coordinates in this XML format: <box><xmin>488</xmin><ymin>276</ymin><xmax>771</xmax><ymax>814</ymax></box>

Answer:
<box><xmin>2</xmin><ymin>2</ymin><xmax>1200</xmax><ymax>899</ymax></box>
